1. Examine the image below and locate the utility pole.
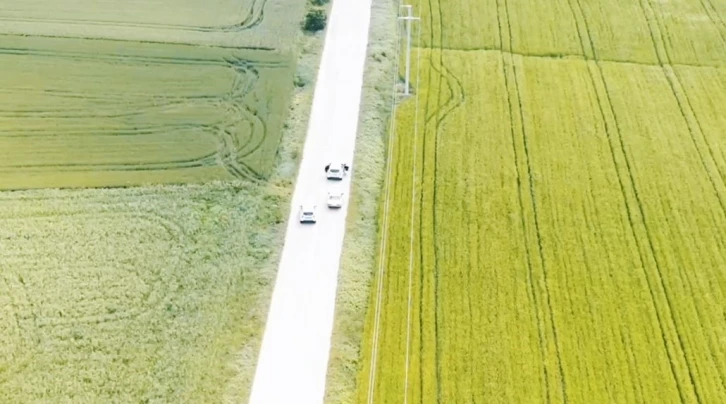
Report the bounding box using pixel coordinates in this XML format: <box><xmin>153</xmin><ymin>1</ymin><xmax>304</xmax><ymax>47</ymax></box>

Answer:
<box><xmin>398</xmin><ymin>5</ymin><xmax>420</xmax><ymax>96</ymax></box>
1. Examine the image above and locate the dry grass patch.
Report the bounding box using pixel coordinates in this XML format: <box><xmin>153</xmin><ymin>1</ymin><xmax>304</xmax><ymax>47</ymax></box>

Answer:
<box><xmin>0</xmin><ymin>183</ymin><xmax>285</xmax><ymax>403</ymax></box>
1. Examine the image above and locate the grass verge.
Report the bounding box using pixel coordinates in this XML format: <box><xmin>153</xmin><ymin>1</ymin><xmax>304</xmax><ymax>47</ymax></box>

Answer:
<box><xmin>324</xmin><ymin>0</ymin><xmax>399</xmax><ymax>402</ymax></box>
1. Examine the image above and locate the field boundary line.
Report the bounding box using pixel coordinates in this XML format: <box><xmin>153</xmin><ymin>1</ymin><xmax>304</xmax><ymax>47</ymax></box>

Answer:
<box><xmin>365</xmin><ymin>3</ymin><xmax>404</xmax><ymax>401</ymax></box>
<box><xmin>415</xmin><ymin>1</ymin><xmax>436</xmax><ymax>401</ymax></box>
<box><xmin>402</xmin><ymin>5</ymin><xmax>424</xmax><ymax>403</ymax></box>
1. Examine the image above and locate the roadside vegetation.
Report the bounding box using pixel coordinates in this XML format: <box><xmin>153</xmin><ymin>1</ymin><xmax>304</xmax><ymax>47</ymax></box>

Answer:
<box><xmin>324</xmin><ymin>0</ymin><xmax>398</xmax><ymax>402</ymax></box>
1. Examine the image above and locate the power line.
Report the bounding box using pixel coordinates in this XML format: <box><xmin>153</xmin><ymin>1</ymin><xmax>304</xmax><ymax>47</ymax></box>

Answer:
<box><xmin>365</xmin><ymin>3</ymin><xmax>404</xmax><ymax>402</ymax></box>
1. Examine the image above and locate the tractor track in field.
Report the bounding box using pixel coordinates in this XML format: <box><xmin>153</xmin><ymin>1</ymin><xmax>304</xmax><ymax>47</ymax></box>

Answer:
<box><xmin>0</xmin><ymin>0</ymin><xmax>268</xmax><ymax>33</ymax></box>
<box><xmin>430</xmin><ymin>13</ymin><xmax>444</xmax><ymax>403</ymax></box>
<box><xmin>563</xmin><ymin>0</ymin><xmax>687</xmax><ymax>399</ymax></box>
<box><xmin>422</xmin><ymin>0</ymin><xmax>467</xmax><ymax>400</ymax></box>
<box><xmin>640</xmin><ymin>0</ymin><xmax>726</xmax><ymax>207</ymax></box>
<box><xmin>696</xmin><ymin>0</ymin><xmax>726</xmax><ymax>47</ymax></box>
<box><xmin>418</xmin><ymin>0</ymin><xmax>441</xmax><ymax>400</ymax></box>
<box><xmin>389</xmin><ymin>0</ymin><xmax>467</xmax><ymax>399</ymax></box>
<box><xmin>419</xmin><ymin>0</ymin><xmax>462</xmax><ymax>400</ymax></box>
<box><xmin>641</xmin><ymin>0</ymin><xmax>725</xmax><ymax>397</ymax></box>
<box><xmin>228</xmin><ymin>63</ymin><xmax>271</xmax><ymax>162</ymax></box>
<box><xmin>217</xmin><ymin>62</ymin><xmax>269</xmax><ymax>181</ymax></box>
<box><xmin>0</xmin><ymin>52</ymin><xmax>279</xmax><ymax>183</ymax></box>
<box><xmin>496</xmin><ymin>0</ymin><xmax>568</xmax><ymax>401</ymax></box>
<box><xmin>507</xmin><ymin>51</ymin><xmax>571</xmax><ymax>404</ymax></box>
<box><xmin>417</xmin><ymin>1</ymin><xmax>437</xmax><ymax>400</ymax></box>
<box><xmin>640</xmin><ymin>0</ymin><xmax>726</xmax><ymax>395</ymax></box>
<box><xmin>0</xmin><ymin>123</ymin><xmax>216</xmax><ymax>136</ymax></box>
<box><xmin>0</xmin><ymin>47</ymin><xmax>245</xmax><ymax>67</ymax></box>
<box><xmin>562</xmin><ymin>0</ymin><xmax>706</xmax><ymax>401</ymax></box>
<box><xmin>415</xmin><ymin>46</ymin><xmax>726</xmax><ymax>71</ymax></box>
<box><xmin>469</xmin><ymin>138</ymin><xmax>481</xmax><ymax>403</ymax></box>
<box><xmin>417</xmin><ymin>0</ymin><xmax>436</xmax><ymax>399</ymax></box>
<box><xmin>0</xmin><ymin>200</ymin><xmax>193</xmax><ymax>387</ymax></box>
<box><xmin>563</xmin><ymin>0</ymin><xmax>683</xmax><ymax>399</ymax></box>
<box><xmin>366</xmin><ymin>6</ymin><xmax>405</xmax><ymax>399</ymax></box>
<box><xmin>493</xmin><ymin>1</ymin><xmax>552</xmax><ymax>401</ymax></box>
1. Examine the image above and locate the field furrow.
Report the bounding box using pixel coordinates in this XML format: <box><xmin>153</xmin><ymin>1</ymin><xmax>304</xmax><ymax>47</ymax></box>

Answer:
<box><xmin>602</xmin><ymin>63</ymin><xmax>726</xmax><ymax>402</ymax></box>
<box><xmin>0</xmin><ymin>184</ymin><xmax>289</xmax><ymax>402</ymax></box>
<box><xmin>0</xmin><ymin>35</ymin><xmax>293</xmax><ymax>188</ymax></box>
<box><xmin>676</xmin><ymin>66</ymin><xmax>726</xmax><ymax>187</ymax></box>
<box><xmin>0</xmin><ymin>0</ymin><xmax>309</xmax><ymax>48</ymax></box>
<box><xmin>0</xmin><ymin>0</ymin><xmax>308</xmax><ymax>401</ymax></box>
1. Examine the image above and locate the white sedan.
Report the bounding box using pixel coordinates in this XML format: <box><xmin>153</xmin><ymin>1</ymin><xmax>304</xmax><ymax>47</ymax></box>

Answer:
<box><xmin>327</xmin><ymin>192</ymin><xmax>344</xmax><ymax>209</ymax></box>
<box><xmin>299</xmin><ymin>205</ymin><xmax>317</xmax><ymax>223</ymax></box>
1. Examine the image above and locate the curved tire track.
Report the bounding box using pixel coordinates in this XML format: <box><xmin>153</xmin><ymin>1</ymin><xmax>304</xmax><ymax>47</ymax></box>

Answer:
<box><xmin>0</xmin><ymin>51</ymin><xmax>280</xmax><ymax>183</ymax></box>
<box><xmin>0</xmin><ymin>0</ymin><xmax>268</xmax><ymax>34</ymax></box>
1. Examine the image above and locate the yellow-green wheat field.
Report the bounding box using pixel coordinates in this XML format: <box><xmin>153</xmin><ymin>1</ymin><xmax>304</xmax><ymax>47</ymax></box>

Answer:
<box><xmin>355</xmin><ymin>0</ymin><xmax>726</xmax><ymax>402</ymax></box>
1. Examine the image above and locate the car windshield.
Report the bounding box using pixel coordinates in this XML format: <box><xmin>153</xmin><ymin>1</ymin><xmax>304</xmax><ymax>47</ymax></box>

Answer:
<box><xmin>330</xmin><ymin>168</ymin><xmax>339</xmax><ymax>172</ymax></box>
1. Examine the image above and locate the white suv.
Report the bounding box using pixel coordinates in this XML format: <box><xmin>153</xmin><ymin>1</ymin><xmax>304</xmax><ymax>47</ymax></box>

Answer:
<box><xmin>299</xmin><ymin>205</ymin><xmax>317</xmax><ymax>223</ymax></box>
<box><xmin>325</xmin><ymin>163</ymin><xmax>349</xmax><ymax>180</ymax></box>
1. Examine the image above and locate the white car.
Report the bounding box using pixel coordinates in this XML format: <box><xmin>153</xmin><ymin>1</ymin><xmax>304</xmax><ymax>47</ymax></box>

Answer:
<box><xmin>325</xmin><ymin>163</ymin><xmax>350</xmax><ymax>180</ymax></box>
<box><xmin>327</xmin><ymin>192</ymin><xmax>344</xmax><ymax>209</ymax></box>
<box><xmin>299</xmin><ymin>205</ymin><xmax>317</xmax><ymax>223</ymax></box>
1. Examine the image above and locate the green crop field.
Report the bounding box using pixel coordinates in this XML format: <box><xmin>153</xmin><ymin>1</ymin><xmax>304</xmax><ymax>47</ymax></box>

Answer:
<box><xmin>0</xmin><ymin>0</ymin><xmax>304</xmax><ymax>50</ymax></box>
<box><xmin>0</xmin><ymin>0</ymin><xmax>263</xmax><ymax>28</ymax></box>
<box><xmin>0</xmin><ymin>35</ymin><xmax>293</xmax><ymax>189</ymax></box>
<box><xmin>347</xmin><ymin>0</ymin><xmax>726</xmax><ymax>402</ymax></box>
<box><xmin>0</xmin><ymin>0</ymin><xmax>314</xmax><ymax>401</ymax></box>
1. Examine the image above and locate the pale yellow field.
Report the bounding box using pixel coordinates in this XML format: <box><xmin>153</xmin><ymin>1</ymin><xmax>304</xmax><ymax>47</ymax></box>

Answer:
<box><xmin>329</xmin><ymin>0</ymin><xmax>726</xmax><ymax>402</ymax></box>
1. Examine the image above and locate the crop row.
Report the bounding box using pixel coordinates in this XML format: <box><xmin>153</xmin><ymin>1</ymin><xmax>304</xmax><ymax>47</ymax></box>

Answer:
<box><xmin>354</xmin><ymin>0</ymin><xmax>726</xmax><ymax>402</ymax></box>
<box><xmin>0</xmin><ymin>35</ymin><xmax>294</xmax><ymax>189</ymax></box>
